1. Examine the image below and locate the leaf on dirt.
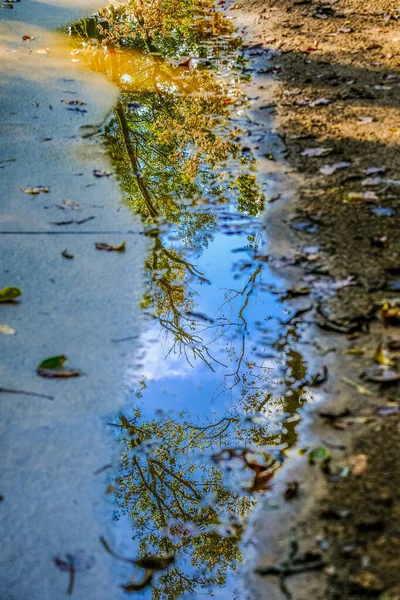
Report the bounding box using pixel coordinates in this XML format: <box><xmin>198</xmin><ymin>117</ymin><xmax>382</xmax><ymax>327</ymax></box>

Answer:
<box><xmin>362</xmin><ymin>365</ymin><xmax>400</xmax><ymax>384</ymax></box>
<box><xmin>37</xmin><ymin>355</ymin><xmax>81</xmax><ymax>378</ymax></box>
<box><xmin>0</xmin><ymin>286</ymin><xmax>21</xmax><ymax>302</ymax></box>
<box><xmin>374</xmin><ymin>343</ymin><xmax>393</xmax><ymax>366</ymax></box>
<box><xmin>60</xmin><ymin>200</ymin><xmax>80</xmax><ymax>210</ymax></box>
<box><xmin>320</xmin><ymin>162</ymin><xmax>351</xmax><ymax>175</ymax></box>
<box><xmin>95</xmin><ymin>242</ymin><xmax>126</xmax><ymax>253</ymax></box>
<box><xmin>371</xmin><ymin>236</ymin><xmax>388</xmax><ymax>248</ymax></box>
<box><xmin>93</xmin><ymin>169</ymin><xmax>112</xmax><ymax>178</ymax></box>
<box><xmin>301</xmin><ymin>147</ymin><xmax>333</xmax><ymax>158</ymax></box>
<box><xmin>310</xmin><ymin>98</ymin><xmax>332</xmax><ymax>107</ymax></box>
<box><xmin>0</xmin><ymin>324</ymin><xmax>16</xmax><ymax>335</ymax></box>
<box><xmin>344</xmin><ymin>191</ymin><xmax>379</xmax><ymax>203</ymax></box>
<box><xmin>62</xmin><ymin>249</ymin><xmax>74</xmax><ymax>259</ymax></box>
<box><xmin>358</xmin><ymin>117</ymin><xmax>374</xmax><ymax>124</ymax></box>
<box><xmin>348</xmin><ymin>454</ymin><xmax>368</xmax><ymax>475</ymax></box>
<box><xmin>364</xmin><ymin>167</ymin><xmax>386</xmax><ymax>175</ymax></box>
<box><xmin>21</xmin><ymin>185</ymin><xmax>49</xmax><ymax>195</ymax></box>
<box><xmin>375</xmin><ymin>405</ymin><xmax>400</xmax><ymax>417</ymax></box>
<box><xmin>380</xmin><ymin>300</ymin><xmax>400</xmax><ymax>326</ymax></box>
<box><xmin>362</xmin><ymin>177</ymin><xmax>383</xmax><ymax>187</ymax></box>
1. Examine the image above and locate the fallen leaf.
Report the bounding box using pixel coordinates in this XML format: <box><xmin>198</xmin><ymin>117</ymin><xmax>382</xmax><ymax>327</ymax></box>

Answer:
<box><xmin>62</xmin><ymin>249</ymin><xmax>74</xmax><ymax>259</ymax></box>
<box><xmin>376</xmin><ymin>405</ymin><xmax>400</xmax><ymax>417</ymax></box>
<box><xmin>308</xmin><ymin>445</ymin><xmax>331</xmax><ymax>466</ymax></box>
<box><xmin>21</xmin><ymin>185</ymin><xmax>49</xmax><ymax>195</ymax></box>
<box><xmin>362</xmin><ymin>365</ymin><xmax>400</xmax><ymax>384</ymax></box>
<box><xmin>0</xmin><ymin>324</ymin><xmax>16</xmax><ymax>335</ymax></box>
<box><xmin>0</xmin><ymin>287</ymin><xmax>21</xmax><ymax>302</ymax></box>
<box><xmin>310</xmin><ymin>98</ymin><xmax>332</xmax><ymax>107</ymax></box>
<box><xmin>93</xmin><ymin>169</ymin><xmax>112</xmax><ymax>178</ymax></box>
<box><xmin>362</xmin><ymin>177</ymin><xmax>383</xmax><ymax>187</ymax></box>
<box><xmin>358</xmin><ymin>117</ymin><xmax>374</xmax><ymax>125</ymax></box>
<box><xmin>320</xmin><ymin>162</ymin><xmax>351</xmax><ymax>175</ymax></box>
<box><xmin>61</xmin><ymin>99</ymin><xmax>86</xmax><ymax>106</ymax></box>
<box><xmin>22</xmin><ymin>35</ymin><xmax>35</xmax><ymax>41</ymax></box>
<box><xmin>364</xmin><ymin>167</ymin><xmax>386</xmax><ymax>175</ymax></box>
<box><xmin>348</xmin><ymin>454</ymin><xmax>368</xmax><ymax>475</ymax></box>
<box><xmin>301</xmin><ymin>147</ymin><xmax>333</xmax><ymax>157</ymax></box>
<box><xmin>344</xmin><ymin>191</ymin><xmax>378</xmax><ymax>203</ymax></box>
<box><xmin>37</xmin><ymin>355</ymin><xmax>81</xmax><ymax>378</ymax></box>
<box><xmin>95</xmin><ymin>241</ymin><xmax>126</xmax><ymax>253</ymax></box>
<box><xmin>374</xmin><ymin>343</ymin><xmax>393</xmax><ymax>366</ymax></box>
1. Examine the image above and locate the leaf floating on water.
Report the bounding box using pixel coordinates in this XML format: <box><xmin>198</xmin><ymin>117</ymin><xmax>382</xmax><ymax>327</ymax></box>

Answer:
<box><xmin>358</xmin><ymin>116</ymin><xmax>374</xmax><ymax>125</ymax></box>
<box><xmin>301</xmin><ymin>147</ymin><xmax>333</xmax><ymax>158</ymax></box>
<box><xmin>95</xmin><ymin>241</ymin><xmax>126</xmax><ymax>253</ymax></box>
<box><xmin>344</xmin><ymin>191</ymin><xmax>378</xmax><ymax>203</ymax></box>
<box><xmin>0</xmin><ymin>323</ymin><xmax>16</xmax><ymax>335</ymax></box>
<box><xmin>0</xmin><ymin>286</ymin><xmax>21</xmax><ymax>302</ymax></box>
<box><xmin>21</xmin><ymin>185</ymin><xmax>49</xmax><ymax>195</ymax></box>
<box><xmin>61</xmin><ymin>99</ymin><xmax>86</xmax><ymax>106</ymax></box>
<box><xmin>37</xmin><ymin>355</ymin><xmax>81</xmax><ymax>378</ymax></box>
<box><xmin>62</xmin><ymin>249</ymin><xmax>74</xmax><ymax>259</ymax></box>
<box><xmin>310</xmin><ymin>98</ymin><xmax>332</xmax><ymax>107</ymax></box>
<box><xmin>93</xmin><ymin>169</ymin><xmax>112</xmax><ymax>178</ymax></box>
<box><xmin>22</xmin><ymin>35</ymin><xmax>35</xmax><ymax>41</ymax></box>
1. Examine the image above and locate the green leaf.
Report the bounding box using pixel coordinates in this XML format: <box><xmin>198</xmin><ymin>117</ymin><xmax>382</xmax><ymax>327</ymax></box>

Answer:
<box><xmin>39</xmin><ymin>355</ymin><xmax>68</xmax><ymax>370</ymax></box>
<box><xmin>308</xmin><ymin>446</ymin><xmax>331</xmax><ymax>465</ymax></box>
<box><xmin>0</xmin><ymin>287</ymin><xmax>22</xmax><ymax>302</ymax></box>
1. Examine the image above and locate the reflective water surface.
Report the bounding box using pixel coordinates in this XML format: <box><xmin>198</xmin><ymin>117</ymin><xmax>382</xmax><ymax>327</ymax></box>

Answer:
<box><xmin>70</xmin><ymin>3</ymin><xmax>310</xmax><ymax>597</ymax></box>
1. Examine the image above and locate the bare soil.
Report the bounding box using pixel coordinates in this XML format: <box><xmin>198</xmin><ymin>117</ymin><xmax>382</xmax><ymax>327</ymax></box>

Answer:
<box><xmin>236</xmin><ymin>0</ymin><xmax>400</xmax><ymax>597</ymax></box>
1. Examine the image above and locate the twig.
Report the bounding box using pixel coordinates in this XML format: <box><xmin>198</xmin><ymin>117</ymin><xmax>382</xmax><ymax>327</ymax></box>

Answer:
<box><xmin>0</xmin><ymin>387</ymin><xmax>54</xmax><ymax>400</ymax></box>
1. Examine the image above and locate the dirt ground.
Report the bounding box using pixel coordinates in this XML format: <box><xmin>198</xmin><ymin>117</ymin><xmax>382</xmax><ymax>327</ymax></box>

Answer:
<box><xmin>237</xmin><ymin>0</ymin><xmax>400</xmax><ymax>597</ymax></box>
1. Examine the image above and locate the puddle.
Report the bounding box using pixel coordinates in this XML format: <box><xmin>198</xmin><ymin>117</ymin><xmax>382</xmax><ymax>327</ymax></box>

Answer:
<box><xmin>69</xmin><ymin>4</ymin><xmax>311</xmax><ymax>598</ymax></box>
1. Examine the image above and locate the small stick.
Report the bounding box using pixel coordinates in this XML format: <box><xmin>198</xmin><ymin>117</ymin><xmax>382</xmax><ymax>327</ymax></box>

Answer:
<box><xmin>0</xmin><ymin>387</ymin><xmax>54</xmax><ymax>400</ymax></box>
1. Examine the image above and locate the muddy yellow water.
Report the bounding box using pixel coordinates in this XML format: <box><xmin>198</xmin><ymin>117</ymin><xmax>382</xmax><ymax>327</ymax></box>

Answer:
<box><xmin>70</xmin><ymin>3</ymin><xmax>310</xmax><ymax>597</ymax></box>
